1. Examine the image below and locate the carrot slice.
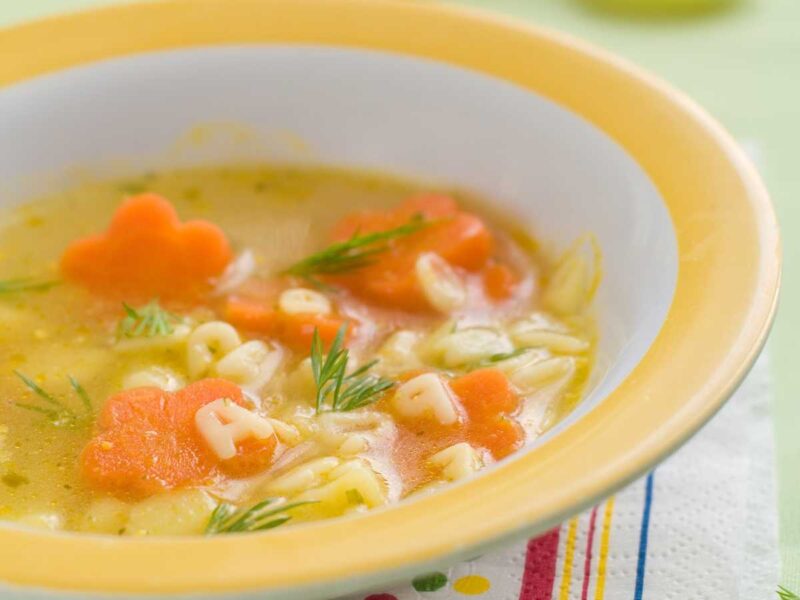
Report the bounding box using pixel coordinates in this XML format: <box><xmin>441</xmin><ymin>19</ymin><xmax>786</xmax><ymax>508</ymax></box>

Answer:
<box><xmin>388</xmin><ymin>368</ymin><xmax>524</xmax><ymax>490</ymax></box>
<box><xmin>224</xmin><ymin>296</ymin><xmax>278</xmax><ymax>333</ymax></box>
<box><xmin>224</xmin><ymin>296</ymin><xmax>350</xmax><ymax>352</ymax></box>
<box><xmin>274</xmin><ymin>312</ymin><xmax>349</xmax><ymax>352</ymax></box>
<box><xmin>80</xmin><ymin>379</ymin><xmax>276</xmax><ymax>498</ymax></box>
<box><xmin>450</xmin><ymin>368</ymin><xmax>524</xmax><ymax>459</ymax></box>
<box><xmin>483</xmin><ymin>262</ymin><xmax>518</xmax><ymax>300</ymax></box>
<box><xmin>219</xmin><ymin>436</ymin><xmax>278</xmax><ymax>478</ymax></box>
<box><xmin>450</xmin><ymin>368</ymin><xmax>520</xmax><ymax>418</ymax></box>
<box><xmin>61</xmin><ymin>194</ymin><xmax>232</xmax><ymax>301</ymax></box>
<box><xmin>328</xmin><ymin>195</ymin><xmax>494</xmax><ymax>312</ymax></box>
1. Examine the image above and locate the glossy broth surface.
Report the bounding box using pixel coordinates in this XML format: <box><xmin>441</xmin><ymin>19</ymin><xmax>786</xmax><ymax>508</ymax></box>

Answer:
<box><xmin>0</xmin><ymin>165</ymin><xmax>595</xmax><ymax>535</ymax></box>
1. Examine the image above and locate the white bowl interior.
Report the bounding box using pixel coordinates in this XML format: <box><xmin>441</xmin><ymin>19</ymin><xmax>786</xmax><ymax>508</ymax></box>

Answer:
<box><xmin>0</xmin><ymin>46</ymin><xmax>677</xmax><ymax>438</ymax></box>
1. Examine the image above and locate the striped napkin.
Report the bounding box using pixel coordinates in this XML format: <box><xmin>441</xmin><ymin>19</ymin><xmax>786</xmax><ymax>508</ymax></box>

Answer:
<box><xmin>345</xmin><ymin>353</ymin><xmax>778</xmax><ymax>600</ymax></box>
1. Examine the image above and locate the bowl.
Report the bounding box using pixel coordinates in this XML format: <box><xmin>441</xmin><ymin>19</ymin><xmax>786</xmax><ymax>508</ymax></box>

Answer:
<box><xmin>0</xmin><ymin>0</ymin><xmax>779</xmax><ymax>597</ymax></box>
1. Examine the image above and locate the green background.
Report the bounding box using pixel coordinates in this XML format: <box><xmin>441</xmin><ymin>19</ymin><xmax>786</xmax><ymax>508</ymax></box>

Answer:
<box><xmin>2</xmin><ymin>0</ymin><xmax>798</xmax><ymax>590</ymax></box>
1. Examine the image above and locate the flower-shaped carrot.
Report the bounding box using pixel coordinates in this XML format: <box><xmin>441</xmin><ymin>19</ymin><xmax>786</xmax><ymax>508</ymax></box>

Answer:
<box><xmin>326</xmin><ymin>195</ymin><xmax>494</xmax><ymax>312</ymax></box>
<box><xmin>80</xmin><ymin>379</ymin><xmax>276</xmax><ymax>498</ymax></box>
<box><xmin>61</xmin><ymin>194</ymin><xmax>232</xmax><ymax>301</ymax></box>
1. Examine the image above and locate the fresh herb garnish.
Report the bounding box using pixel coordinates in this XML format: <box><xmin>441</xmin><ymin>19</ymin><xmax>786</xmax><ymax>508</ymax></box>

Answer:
<box><xmin>0</xmin><ymin>278</ymin><xmax>57</xmax><ymax>294</ymax></box>
<box><xmin>205</xmin><ymin>498</ymin><xmax>313</xmax><ymax>535</ymax></box>
<box><xmin>472</xmin><ymin>347</ymin><xmax>531</xmax><ymax>368</ymax></box>
<box><xmin>284</xmin><ymin>214</ymin><xmax>429</xmax><ymax>288</ymax></box>
<box><xmin>778</xmin><ymin>587</ymin><xmax>800</xmax><ymax>600</ymax></box>
<box><xmin>116</xmin><ymin>299</ymin><xmax>182</xmax><ymax>339</ymax></box>
<box><xmin>310</xmin><ymin>324</ymin><xmax>395</xmax><ymax>413</ymax></box>
<box><xmin>12</xmin><ymin>371</ymin><xmax>92</xmax><ymax>428</ymax></box>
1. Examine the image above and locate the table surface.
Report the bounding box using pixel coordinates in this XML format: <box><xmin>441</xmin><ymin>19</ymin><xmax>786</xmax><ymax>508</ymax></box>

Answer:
<box><xmin>2</xmin><ymin>0</ymin><xmax>799</xmax><ymax>592</ymax></box>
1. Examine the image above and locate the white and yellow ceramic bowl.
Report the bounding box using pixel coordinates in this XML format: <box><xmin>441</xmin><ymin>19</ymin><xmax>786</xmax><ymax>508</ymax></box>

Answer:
<box><xmin>0</xmin><ymin>1</ymin><xmax>779</xmax><ymax>597</ymax></box>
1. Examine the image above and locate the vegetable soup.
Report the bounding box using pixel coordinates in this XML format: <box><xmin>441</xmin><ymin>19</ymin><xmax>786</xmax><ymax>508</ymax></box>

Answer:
<box><xmin>0</xmin><ymin>165</ymin><xmax>596</xmax><ymax>536</ymax></box>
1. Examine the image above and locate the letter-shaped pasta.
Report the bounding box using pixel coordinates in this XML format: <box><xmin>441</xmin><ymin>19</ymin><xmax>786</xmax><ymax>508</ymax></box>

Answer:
<box><xmin>263</xmin><ymin>457</ymin><xmax>340</xmax><ymax>496</ymax></box>
<box><xmin>122</xmin><ymin>366</ymin><xmax>184</xmax><ymax>392</ymax></box>
<box><xmin>509</xmin><ymin>317</ymin><xmax>588</xmax><ymax>354</ymax></box>
<box><xmin>415</xmin><ymin>252</ymin><xmax>467</xmax><ymax>313</ymax></box>
<box><xmin>393</xmin><ymin>373</ymin><xmax>459</xmax><ymax>425</ymax></box>
<box><xmin>314</xmin><ymin>410</ymin><xmax>394</xmax><ymax>454</ymax></box>
<box><xmin>187</xmin><ymin>321</ymin><xmax>241</xmax><ymax>378</ymax></box>
<box><xmin>542</xmin><ymin>235</ymin><xmax>600</xmax><ymax>316</ymax></box>
<box><xmin>509</xmin><ymin>357</ymin><xmax>576</xmax><ymax>392</ymax></box>
<box><xmin>278</xmin><ymin>287</ymin><xmax>332</xmax><ymax>315</ymax></box>
<box><xmin>376</xmin><ymin>330</ymin><xmax>422</xmax><ymax>375</ymax></box>
<box><xmin>213</xmin><ymin>340</ymin><xmax>283</xmax><ymax>391</ymax></box>
<box><xmin>492</xmin><ymin>348</ymin><xmax>551</xmax><ymax>376</ymax></box>
<box><xmin>429</xmin><ymin>442</ymin><xmax>483</xmax><ymax>481</ymax></box>
<box><xmin>195</xmin><ymin>398</ymin><xmax>274</xmax><ymax>460</ymax></box>
<box><xmin>267</xmin><ymin>418</ymin><xmax>302</xmax><ymax>445</ymax></box>
<box><xmin>338</xmin><ymin>434</ymin><xmax>369</xmax><ymax>455</ymax></box>
<box><xmin>435</xmin><ymin>327</ymin><xmax>513</xmax><ymax>367</ymax></box>
<box><xmin>296</xmin><ymin>459</ymin><xmax>387</xmax><ymax>509</ymax></box>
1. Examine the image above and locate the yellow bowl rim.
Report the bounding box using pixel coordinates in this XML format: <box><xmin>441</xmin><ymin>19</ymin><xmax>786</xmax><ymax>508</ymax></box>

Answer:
<box><xmin>0</xmin><ymin>0</ymin><xmax>780</xmax><ymax>595</ymax></box>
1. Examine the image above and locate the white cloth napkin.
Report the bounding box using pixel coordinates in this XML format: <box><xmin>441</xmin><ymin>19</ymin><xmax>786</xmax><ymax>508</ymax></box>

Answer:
<box><xmin>348</xmin><ymin>353</ymin><xmax>778</xmax><ymax>600</ymax></box>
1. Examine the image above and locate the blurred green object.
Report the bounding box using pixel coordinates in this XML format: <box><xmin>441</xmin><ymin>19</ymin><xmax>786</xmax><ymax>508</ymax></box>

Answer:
<box><xmin>580</xmin><ymin>0</ymin><xmax>739</xmax><ymax>16</ymax></box>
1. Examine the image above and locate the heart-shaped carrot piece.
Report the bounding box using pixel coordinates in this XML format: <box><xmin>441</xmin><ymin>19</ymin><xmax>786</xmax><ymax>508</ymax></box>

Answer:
<box><xmin>80</xmin><ymin>379</ymin><xmax>276</xmax><ymax>498</ymax></box>
<box><xmin>61</xmin><ymin>194</ymin><xmax>232</xmax><ymax>301</ymax></box>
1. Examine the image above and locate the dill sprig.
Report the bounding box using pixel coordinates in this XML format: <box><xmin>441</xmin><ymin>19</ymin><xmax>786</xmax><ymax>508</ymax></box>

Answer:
<box><xmin>472</xmin><ymin>347</ymin><xmax>531</xmax><ymax>369</ymax></box>
<box><xmin>116</xmin><ymin>299</ymin><xmax>182</xmax><ymax>339</ymax></box>
<box><xmin>0</xmin><ymin>278</ymin><xmax>57</xmax><ymax>294</ymax></box>
<box><xmin>12</xmin><ymin>371</ymin><xmax>93</xmax><ymax>428</ymax></box>
<box><xmin>310</xmin><ymin>324</ymin><xmax>395</xmax><ymax>413</ymax></box>
<box><xmin>205</xmin><ymin>498</ymin><xmax>314</xmax><ymax>535</ymax></box>
<box><xmin>778</xmin><ymin>586</ymin><xmax>800</xmax><ymax>600</ymax></box>
<box><xmin>283</xmin><ymin>214</ymin><xmax>429</xmax><ymax>287</ymax></box>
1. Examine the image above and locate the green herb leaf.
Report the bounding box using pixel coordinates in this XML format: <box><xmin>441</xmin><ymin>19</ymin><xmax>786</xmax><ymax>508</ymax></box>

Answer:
<box><xmin>283</xmin><ymin>214</ymin><xmax>429</xmax><ymax>286</ymax></box>
<box><xmin>205</xmin><ymin>498</ymin><xmax>314</xmax><ymax>535</ymax></box>
<box><xmin>12</xmin><ymin>371</ymin><xmax>93</xmax><ymax>428</ymax></box>
<box><xmin>412</xmin><ymin>572</ymin><xmax>449</xmax><ymax>592</ymax></box>
<box><xmin>116</xmin><ymin>299</ymin><xmax>182</xmax><ymax>339</ymax></box>
<box><xmin>310</xmin><ymin>324</ymin><xmax>396</xmax><ymax>414</ymax></box>
<box><xmin>778</xmin><ymin>586</ymin><xmax>800</xmax><ymax>600</ymax></box>
<box><xmin>472</xmin><ymin>347</ymin><xmax>531</xmax><ymax>369</ymax></box>
<box><xmin>0</xmin><ymin>278</ymin><xmax>58</xmax><ymax>295</ymax></box>
<box><xmin>68</xmin><ymin>375</ymin><xmax>93</xmax><ymax>415</ymax></box>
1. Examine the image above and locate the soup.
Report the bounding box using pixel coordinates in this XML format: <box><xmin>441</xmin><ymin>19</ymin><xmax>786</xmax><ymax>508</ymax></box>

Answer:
<box><xmin>0</xmin><ymin>165</ymin><xmax>596</xmax><ymax>535</ymax></box>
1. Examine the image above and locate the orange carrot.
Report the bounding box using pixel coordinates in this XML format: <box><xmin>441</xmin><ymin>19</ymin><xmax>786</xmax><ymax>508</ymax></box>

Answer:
<box><xmin>219</xmin><ymin>436</ymin><xmax>278</xmax><ymax>478</ymax></box>
<box><xmin>450</xmin><ymin>368</ymin><xmax>524</xmax><ymax>459</ymax></box>
<box><xmin>471</xmin><ymin>416</ymin><xmax>523</xmax><ymax>460</ymax></box>
<box><xmin>224</xmin><ymin>296</ymin><xmax>278</xmax><ymax>333</ymax></box>
<box><xmin>328</xmin><ymin>195</ymin><xmax>494</xmax><ymax>312</ymax></box>
<box><xmin>483</xmin><ymin>262</ymin><xmax>517</xmax><ymax>300</ymax></box>
<box><xmin>61</xmin><ymin>194</ymin><xmax>232</xmax><ymax>301</ymax></box>
<box><xmin>273</xmin><ymin>312</ymin><xmax>349</xmax><ymax>352</ymax></box>
<box><xmin>451</xmin><ymin>368</ymin><xmax>519</xmax><ymax>417</ymax></box>
<box><xmin>80</xmin><ymin>379</ymin><xmax>276</xmax><ymax>498</ymax></box>
<box><xmin>224</xmin><ymin>296</ymin><xmax>350</xmax><ymax>352</ymax></box>
<box><xmin>387</xmin><ymin>368</ymin><xmax>524</xmax><ymax>485</ymax></box>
